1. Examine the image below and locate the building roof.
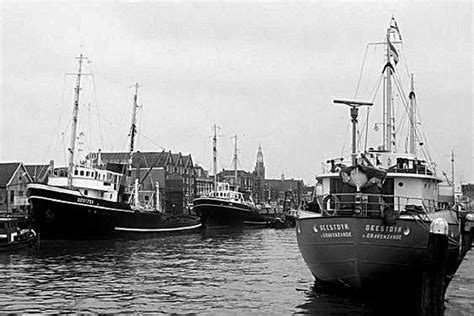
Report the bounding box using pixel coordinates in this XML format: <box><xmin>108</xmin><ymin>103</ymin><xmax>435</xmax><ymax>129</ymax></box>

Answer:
<box><xmin>0</xmin><ymin>162</ymin><xmax>21</xmax><ymax>186</ymax></box>
<box><xmin>98</xmin><ymin>151</ymin><xmax>192</xmax><ymax>169</ymax></box>
<box><xmin>24</xmin><ymin>164</ymin><xmax>50</xmax><ymax>181</ymax></box>
<box><xmin>218</xmin><ymin>169</ymin><xmax>255</xmax><ymax>177</ymax></box>
<box><xmin>182</xmin><ymin>155</ymin><xmax>193</xmax><ymax>168</ymax></box>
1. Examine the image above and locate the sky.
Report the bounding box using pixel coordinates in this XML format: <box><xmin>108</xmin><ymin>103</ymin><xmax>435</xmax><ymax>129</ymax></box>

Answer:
<box><xmin>0</xmin><ymin>0</ymin><xmax>472</xmax><ymax>186</ymax></box>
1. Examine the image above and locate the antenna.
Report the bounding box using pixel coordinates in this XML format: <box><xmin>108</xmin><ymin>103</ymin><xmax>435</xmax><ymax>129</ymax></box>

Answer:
<box><xmin>334</xmin><ymin>99</ymin><xmax>373</xmax><ymax>165</ymax></box>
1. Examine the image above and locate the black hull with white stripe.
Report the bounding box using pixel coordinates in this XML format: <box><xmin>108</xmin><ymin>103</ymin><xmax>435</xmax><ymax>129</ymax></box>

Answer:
<box><xmin>193</xmin><ymin>197</ymin><xmax>268</xmax><ymax>228</ymax></box>
<box><xmin>27</xmin><ymin>183</ymin><xmax>201</xmax><ymax>239</ymax></box>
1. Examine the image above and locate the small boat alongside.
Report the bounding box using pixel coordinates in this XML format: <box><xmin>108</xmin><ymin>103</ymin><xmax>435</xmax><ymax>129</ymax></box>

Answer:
<box><xmin>27</xmin><ymin>56</ymin><xmax>201</xmax><ymax>239</ymax></box>
<box><xmin>0</xmin><ymin>217</ymin><xmax>37</xmax><ymax>252</ymax></box>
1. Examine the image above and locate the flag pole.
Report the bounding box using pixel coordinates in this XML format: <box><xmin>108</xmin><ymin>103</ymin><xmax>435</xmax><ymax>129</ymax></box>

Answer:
<box><xmin>385</xmin><ymin>26</ymin><xmax>393</xmax><ymax>152</ymax></box>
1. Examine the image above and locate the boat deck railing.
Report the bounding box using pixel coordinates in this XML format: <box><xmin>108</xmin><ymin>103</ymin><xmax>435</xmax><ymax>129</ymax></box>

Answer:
<box><xmin>317</xmin><ymin>193</ymin><xmax>439</xmax><ymax>218</ymax></box>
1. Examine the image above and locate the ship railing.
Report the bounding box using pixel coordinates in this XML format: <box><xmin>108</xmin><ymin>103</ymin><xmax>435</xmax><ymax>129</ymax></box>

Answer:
<box><xmin>317</xmin><ymin>193</ymin><xmax>437</xmax><ymax>218</ymax></box>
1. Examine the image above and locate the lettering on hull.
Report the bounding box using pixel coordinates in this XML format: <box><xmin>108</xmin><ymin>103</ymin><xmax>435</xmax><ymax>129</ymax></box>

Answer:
<box><xmin>77</xmin><ymin>197</ymin><xmax>94</xmax><ymax>205</ymax></box>
<box><xmin>362</xmin><ymin>224</ymin><xmax>410</xmax><ymax>240</ymax></box>
<box><xmin>315</xmin><ymin>223</ymin><xmax>352</xmax><ymax>239</ymax></box>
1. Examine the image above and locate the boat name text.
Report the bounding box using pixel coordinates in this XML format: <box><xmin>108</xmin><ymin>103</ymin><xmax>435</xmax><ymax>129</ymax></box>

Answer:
<box><xmin>362</xmin><ymin>224</ymin><xmax>409</xmax><ymax>240</ymax></box>
<box><xmin>317</xmin><ymin>223</ymin><xmax>352</xmax><ymax>239</ymax></box>
<box><xmin>319</xmin><ymin>224</ymin><xmax>350</xmax><ymax>231</ymax></box>
<box><xmin>365</xmin><ymin>225</ymin><xmax>402</xmax><ymax>233</ymax></box>
<box><xmin>77</xmin><ymin>197</ymin><xmax>94</xmax><ymax>205</ymax></box>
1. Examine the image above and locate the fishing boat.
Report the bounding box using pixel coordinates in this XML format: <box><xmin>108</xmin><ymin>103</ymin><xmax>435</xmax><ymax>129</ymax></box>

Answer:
<box><xmin>0</xmin><ymin>217</ymin><xmax>37</xmax><ymax>252</ymax></box>
<box><xmin>193</xmin><ymin>126</ymin><xmax>267</xmax><ymax>228</ymax></box>
<box><xmin>194</xmin><ymin>182</ymin><xmax>267</xmax><ymax>228</ymax></box>
<box><xmin>296</xmin><ymin>18</ymin><xmax>471</xmax><ymax>298</ymax></box>
<box><xmin>27</xmin><ymin>55</ymin><xmax>201</xmax><ymax>239</ymax></box>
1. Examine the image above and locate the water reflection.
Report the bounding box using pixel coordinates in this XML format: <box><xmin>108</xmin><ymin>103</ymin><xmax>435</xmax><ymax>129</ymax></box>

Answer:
<box><xmin>295</xmin><ymin>283</ymin><xmax>378</xmax><ymax>315</ymax></box>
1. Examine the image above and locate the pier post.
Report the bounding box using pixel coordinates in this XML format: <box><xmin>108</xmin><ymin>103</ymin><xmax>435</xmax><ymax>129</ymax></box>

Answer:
<box><xmin>418</xmin><ymin>218</ymin><xmax>449</xmax><ymax>316</ymax></box>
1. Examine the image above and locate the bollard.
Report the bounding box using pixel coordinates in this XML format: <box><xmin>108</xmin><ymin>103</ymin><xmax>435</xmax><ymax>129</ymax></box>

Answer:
<box><xmin>418</xmin><ymin>218</ymin><xmax>449</xmax><ymax>316</ymax></box>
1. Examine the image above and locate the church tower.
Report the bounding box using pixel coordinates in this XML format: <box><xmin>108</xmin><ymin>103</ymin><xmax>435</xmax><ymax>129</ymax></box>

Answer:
<box><xmin>254</xmin><ymin>144</ymin><xmax>265</xmax><ymax>203</ymax></box>
<box><xmin>255</xmin><ymin>144</ymin><xmax>265</xmax><ymax>179</ymax></box>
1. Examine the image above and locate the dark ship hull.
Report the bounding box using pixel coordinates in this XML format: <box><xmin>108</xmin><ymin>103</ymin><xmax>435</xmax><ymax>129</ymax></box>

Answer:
<box><xmin>28</xmin><ymin>183</ymin><xmax>201</xmax><ymax>239</ymax></box>
<box><xmin>193</xmin><ymin>198</ymin><xmax>268</xmax><ymax>228</ymax></box>
<box><xmin>296</xmin><ymin>214</ymin><xmax>461</xmax><ymax>293</ymax></box>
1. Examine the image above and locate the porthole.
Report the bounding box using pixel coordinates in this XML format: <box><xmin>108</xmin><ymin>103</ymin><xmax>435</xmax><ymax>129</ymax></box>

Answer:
<box><xmin>398</xmin><ymin>182</ymin><xmax>404</xmax><ymax>187</ymax></box>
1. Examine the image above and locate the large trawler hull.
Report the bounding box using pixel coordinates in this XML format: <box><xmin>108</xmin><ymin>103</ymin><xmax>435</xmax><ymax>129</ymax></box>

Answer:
<box><xmin>193</xmin><ymin>198</ymin><xmax>268</xmax><ymax>228</ymax></box>
<box><xmin>28</xmin><ymin>183</ymin><xmax>201</xmax><ymax>239</ymax></box>
<box><xmin>296</xmin><ymin>213</ymin><xmax>461</xmax><ymax>293</ymax></box>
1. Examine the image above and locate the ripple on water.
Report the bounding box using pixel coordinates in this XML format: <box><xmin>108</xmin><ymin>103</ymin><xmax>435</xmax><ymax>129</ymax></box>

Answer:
<box><xmin>1</xmin><ymin>229</ymin><xmax>473</xmax><ymax>314</ymax></box>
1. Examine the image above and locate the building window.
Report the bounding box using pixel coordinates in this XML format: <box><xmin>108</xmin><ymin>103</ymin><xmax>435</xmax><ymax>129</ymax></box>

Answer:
<box><xmin>10</xmin><ymin>191</ymin><xmax>14</xmax><ymax>203</ymax></box>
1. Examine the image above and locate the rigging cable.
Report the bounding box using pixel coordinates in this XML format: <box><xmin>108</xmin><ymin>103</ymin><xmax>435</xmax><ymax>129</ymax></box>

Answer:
<box><xmin>358</xmin><ymin>72</ymin><xmax>384</xmax><ymax>151</ymax></box>
<box><xmin>354</xmin><ymin>44</ymin><xmax>370</xmax><ymax>99</ymax></box>
<box><xmin>136</xmin><ymin>132</ymin><xmax>166</xmax><ymax>151</ymax></box>
<box><xmin>42</xmin><ymin>74</ymin><xmax>69</xmax><ymax>165</ymax></box>
<box><xmin>91</xmin><ymin>74</ymin><xmax>105</xmax><ymax>149</ymax></box>
<box><xmin>61</xmin><ymin>120</ymin><xmax>72</xmax><ymax>166</ymax></box>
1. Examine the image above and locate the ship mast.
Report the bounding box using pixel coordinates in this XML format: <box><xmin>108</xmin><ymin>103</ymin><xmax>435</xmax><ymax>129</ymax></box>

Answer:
<box><xmin>129</xmin><ymin>83</ymin><xmax>140</xmax><ymax>173</ymax></box>
<box><xmin>451</xmin><ymin>149</ymin><xmax>455</xmax><ymax>190</ymax></box>
<box><xmin>68</xmin><ymin>54</ymin><xmax>87</xmax><ymax>188</ymax></box>
<box><xmin>232</xmin><ymin>134</ymin><xmax>238</xmax><ymax>189</ymax></box>
<box><xmin>212</xmin><ymin>124</ymin><xmax>218</xmax><ymax>189</ymax></box>
<box><xmin>384</xmin><ymin>27</ymin><xmax>394</xmax><ymax>152</ymax></box>
<box><xmin>383</xmin><ymin>18</ymin><xmax>402</xmax><ymax>152</ymax></box>
<box><xmin>129</xmin><ymin>83</ymin><xmax>140</xmax><ymax>208</ymax></box>
<box><xmin>408</xmin><ymin>74</ymin><xmax>417</xmax><ymax>155</ymax></box>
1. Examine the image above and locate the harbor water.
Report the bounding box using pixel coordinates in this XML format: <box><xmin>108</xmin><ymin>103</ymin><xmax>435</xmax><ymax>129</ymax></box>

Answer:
<box><xmin>1</xmin><ymin>228</ymin><xmax>472</xmax><ymax>314</ymax></box>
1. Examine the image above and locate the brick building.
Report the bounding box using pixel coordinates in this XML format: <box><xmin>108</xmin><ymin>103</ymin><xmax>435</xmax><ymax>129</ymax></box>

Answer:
<box><xmin>265</xmin><ymin>176</ymin><xmax>305</xmax><ymax>207</ymax></box>
<box><xmin>217</xmin><ymin>169</ymin><xmax>257</xmax><ymax>194</ymax></box>
<box><xmin>97</xmin><ymin>150</ymin><xmax>195</xmax><ymax>213</ymax></box>
<box><xmin>194</xmin><ymin>164</ymin><xmax>213</xmax><ymax>197</ymax></box>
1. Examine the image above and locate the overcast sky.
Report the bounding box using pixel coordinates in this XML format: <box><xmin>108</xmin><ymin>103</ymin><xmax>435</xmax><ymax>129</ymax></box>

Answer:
<box><xmin>1</xmin><ymin>1</ymin><xmax>472</xmax><ymax>185</ymax></box>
